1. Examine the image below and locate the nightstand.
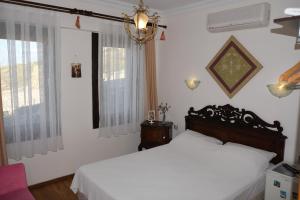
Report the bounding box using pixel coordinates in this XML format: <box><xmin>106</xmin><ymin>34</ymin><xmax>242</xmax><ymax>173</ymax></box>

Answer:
<box><xmin>265</xmin><ymin>163</ymin><xmax>298</xmax><ymax>200</ymax></box>
<box><xmin>138</xmin><ymin>121</ymin><xmax>173</xmax><ymax>151</ymax></box>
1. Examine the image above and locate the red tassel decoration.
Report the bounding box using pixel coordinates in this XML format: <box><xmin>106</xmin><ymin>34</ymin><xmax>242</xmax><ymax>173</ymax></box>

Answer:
<box><xmin>160</xmin><ymin>31</ymin><xmax>166</xmax><ymax>41</ymax></box>
<box><xmin>75</xmin><ymin>16</ymin><xmax>80</xmax><ymax>29</ymax></box>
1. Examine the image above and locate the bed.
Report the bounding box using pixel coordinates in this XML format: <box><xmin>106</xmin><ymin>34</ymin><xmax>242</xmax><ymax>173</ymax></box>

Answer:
<box><xmin>71</xmin><ymin>104</ymin><xmax>287</xmax><ymax>200</ymax></box>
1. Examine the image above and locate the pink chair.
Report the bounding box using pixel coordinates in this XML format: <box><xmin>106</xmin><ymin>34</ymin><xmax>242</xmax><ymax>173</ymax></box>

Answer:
<box><xmin>0</xmin><ymin>163</ymin><xmax>35</xmax><ymax>200</ymax></box>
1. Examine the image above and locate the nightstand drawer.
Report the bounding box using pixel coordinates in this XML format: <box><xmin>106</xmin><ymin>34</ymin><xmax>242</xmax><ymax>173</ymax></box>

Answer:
<box><xmin>138</xmin><ymin>121</ymin><xmax>173</xmax><ymax>151</ymax></box>
<box><xmin>141</xmin><ymin>127</ymin><xmax>170</xmax><ymax>143</ymax></box>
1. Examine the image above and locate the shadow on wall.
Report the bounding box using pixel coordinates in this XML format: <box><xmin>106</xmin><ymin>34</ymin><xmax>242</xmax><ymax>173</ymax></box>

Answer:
<box><xmin>294</xmin><ymin>93</ymin><xmax>300</xmax><ymax>164</ymax></box>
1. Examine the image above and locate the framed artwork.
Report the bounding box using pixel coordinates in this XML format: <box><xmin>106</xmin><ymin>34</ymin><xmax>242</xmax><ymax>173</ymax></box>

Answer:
<box><xmin>148</xmin><ymin>110</ymin><xmax>155</xmax><ymax>123</ymax></box>
<box><xmin>206</xmin><ymin>35</ymin><xmax>263</xmax><ymax>98</ymax></box>
<box><xmin>71</xmin><ymin>63</ymin><xmax>82</xmax><ymax>78</ymax></box>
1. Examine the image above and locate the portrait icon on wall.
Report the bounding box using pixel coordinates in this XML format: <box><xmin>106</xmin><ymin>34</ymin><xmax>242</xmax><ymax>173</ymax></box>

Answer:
<box><xmin>71</xmin><ymin>63</ymin><xmax>82</xmax><ymax>78</ymax></box>
<box><xmin>148</xmin><ymin>110</ymin><xmax>155</xmax><ymax>123</ymax></box>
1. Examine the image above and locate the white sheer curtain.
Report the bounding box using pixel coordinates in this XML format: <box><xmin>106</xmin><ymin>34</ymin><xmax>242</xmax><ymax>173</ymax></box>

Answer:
<box><xmin>98</xmin><ymin>23</ymin><xmax>145</xmax><ymax>137</ymax></box>
<box><xmin>0</xmin><ymin>5</ymin><xmax>62</xmax><ymax>160</ymax></box>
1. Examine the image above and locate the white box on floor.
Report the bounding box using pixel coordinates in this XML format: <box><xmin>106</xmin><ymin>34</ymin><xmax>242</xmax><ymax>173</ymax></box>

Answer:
<box><xmin>265</xmin><ymin>163</ymin><xmax>298</xmax><ymax>200</ymax></box>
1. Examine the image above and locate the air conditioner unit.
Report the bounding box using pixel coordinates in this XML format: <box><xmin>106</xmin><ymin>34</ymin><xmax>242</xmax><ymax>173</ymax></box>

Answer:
<box><xmin>207</xmin><ymin>3</ymin><xmax>270</xmax><ymax>33</ymax></box>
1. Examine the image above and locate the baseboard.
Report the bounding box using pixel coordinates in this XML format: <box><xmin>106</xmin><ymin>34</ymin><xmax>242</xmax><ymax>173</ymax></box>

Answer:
<box><xmin>29</xmin><ymin>174</ymin><xmax>74</xmax><ymax>189</ymax></box>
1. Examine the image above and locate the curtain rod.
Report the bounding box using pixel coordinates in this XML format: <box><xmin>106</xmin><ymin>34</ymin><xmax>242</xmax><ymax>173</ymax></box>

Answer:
<box><xmin>0</xmin><ymin>0</ymin><xmax>168</xmax><ymax>29</ymax></box>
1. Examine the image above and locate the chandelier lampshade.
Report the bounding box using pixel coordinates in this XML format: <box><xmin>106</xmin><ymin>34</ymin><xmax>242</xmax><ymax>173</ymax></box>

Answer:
<box><xmin>123</xmin><ymin>0</ymin><xmax>159</xmax><ymax>44</ymax></box>
<box><xmin>134</xmin><ymin>11</ymin><xmax>149</xmax><ymax>30</ymax></box>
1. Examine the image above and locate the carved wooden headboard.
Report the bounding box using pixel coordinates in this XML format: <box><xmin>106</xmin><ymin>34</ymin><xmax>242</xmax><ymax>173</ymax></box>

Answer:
<box><xmin>185</xmin><ymin>104</ymin><xmax>287</xmax><ymax>164</ymax></box>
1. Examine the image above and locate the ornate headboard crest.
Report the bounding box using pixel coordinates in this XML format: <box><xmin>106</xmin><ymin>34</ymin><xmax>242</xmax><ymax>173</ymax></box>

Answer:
<box><xmin>188</xmin><ymin>104</ymin><xmax>283</xmax><ymax>134</ymax></box>
<box><xmin>185</xmin><ymin>104</ymin><xmax>287</xmax><ymax>164</ymax></box>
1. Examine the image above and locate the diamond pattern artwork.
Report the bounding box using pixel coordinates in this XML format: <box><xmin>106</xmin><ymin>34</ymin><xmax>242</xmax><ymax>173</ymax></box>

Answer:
<box><xmin>206</xmin><ymin>36</ymin><xmax>263</xmax><ymax>98</ymax></box>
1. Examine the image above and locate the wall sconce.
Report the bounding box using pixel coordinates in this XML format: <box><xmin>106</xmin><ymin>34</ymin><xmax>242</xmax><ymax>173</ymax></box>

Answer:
<box><xmin>267</xmin><ymin>82</ymin><xmax>300</xmax><ymax>98</ymax></box>
<box><xmin>267</xmin><ymin>61</ymin><xmax>300</xmax><ymax>98</ymax></box>
<box><xmin>185</xmin><ymin>79</ymin><xmax>200</xmax><ymax>90</ymax></box>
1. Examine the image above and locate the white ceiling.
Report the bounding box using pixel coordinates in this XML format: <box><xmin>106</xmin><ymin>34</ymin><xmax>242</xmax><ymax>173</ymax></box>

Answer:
<box><xmin>104</xmin><ymin>0</ymin><xmax>214</xmax><ymax>11</ymax></box>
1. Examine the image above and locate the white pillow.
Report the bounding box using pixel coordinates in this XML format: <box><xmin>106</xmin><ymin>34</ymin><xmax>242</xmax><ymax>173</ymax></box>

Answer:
<box><xmin>171</xmin><ymin>131</ymin><xmax>222</xmax><ymax>150</ymax></box>
<box><xmin>185</xmin><ymin>129</ymin><xmax>223</xmax><ymax>144</ymax></box>
<box><xmin>169</xmin><ymin>132</ymin><xmax>222</xmax><ymax>162</ymax></box>
<box><xmin>224</xmin><ymin>142</ymin><xmax>277</xmax><ymax>161</ymax></box>
<box><xmin>223</xmin><ymin>142</ymin><xmax>276</xmax><ymax>172</ymax></box>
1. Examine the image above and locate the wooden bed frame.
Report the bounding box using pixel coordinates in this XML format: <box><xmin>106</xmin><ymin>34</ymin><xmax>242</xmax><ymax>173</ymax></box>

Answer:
<box><xmin>185</xmin><ymin>104</ymin><xmax>287</xmax><ymax>164</ymax></box>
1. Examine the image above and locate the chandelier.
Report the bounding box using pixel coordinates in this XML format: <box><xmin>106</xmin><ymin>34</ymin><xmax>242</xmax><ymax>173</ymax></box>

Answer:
<box><xmin>123</xmin><ymin>0</ymin><xmax>159</xmax><ymax>44</ymax></box>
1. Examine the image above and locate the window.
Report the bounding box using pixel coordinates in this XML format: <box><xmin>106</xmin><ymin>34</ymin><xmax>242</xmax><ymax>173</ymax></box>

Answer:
<box><xmin>101</xmin><ymin>46</ymin><xmax>127</xmax><ymax>127</ymax></box>
<box><xmin>0</xmin><ymin>38</ymin><xmax>44</xmax><ymax>144</ymax></box>
<box><xmin>0</xmin><ymin>39</ymin><xmax>41</xmax><ymax>116</ymax></box>
<box><xmin>96</xmin><ymin>25</ymin><xmax>145</xmax><ymax>137</ymax></box>
<box><xmin>102</xmin><ymin>47</ymin><xmax>126</xmax><ymax>81</ymax></box>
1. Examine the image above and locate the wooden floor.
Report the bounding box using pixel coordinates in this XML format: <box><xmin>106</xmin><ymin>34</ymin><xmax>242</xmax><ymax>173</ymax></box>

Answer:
<box><xmin>29</xmin><ymin>175</ymin><xmax>78</xmax><ymax>200</ymax></box>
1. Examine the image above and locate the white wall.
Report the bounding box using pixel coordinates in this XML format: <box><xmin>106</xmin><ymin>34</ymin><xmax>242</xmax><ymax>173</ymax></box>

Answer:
<box><xmin>8</xmin><ymin>0</ymin><xmax>141</xmax><ymax>185</ymax></box>
<box><xmin>158</xmin><ymin>0</ymin><xmax>300</xmax><ymax>163</ymax></box>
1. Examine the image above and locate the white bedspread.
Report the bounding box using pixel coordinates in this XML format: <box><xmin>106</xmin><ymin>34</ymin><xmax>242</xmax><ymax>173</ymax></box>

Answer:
<box><xmin>71</xmin><ymin>141</ymin><xmax>266</xmax><ymax>200</ymax></box>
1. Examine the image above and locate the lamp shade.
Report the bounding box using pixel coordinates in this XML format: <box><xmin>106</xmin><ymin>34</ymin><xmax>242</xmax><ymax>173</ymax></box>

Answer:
<box><xmin>267</xmin><ymin>82</ymin><xmax>293</xmax><ymax>98</ymax></box>
<box><xmin>134</xmin><ymin>12</ymin><xmax>149</xmax><ymax>30</ymax></box>
<box><xmin>185</xmin><ymin>79</ymin><xmax>200</xmax><ymax>90</ymax></box>
<box><xmin>284</xmin><ymin>8</ymin><xmax>300</xmax><ymax>16</ymax></box>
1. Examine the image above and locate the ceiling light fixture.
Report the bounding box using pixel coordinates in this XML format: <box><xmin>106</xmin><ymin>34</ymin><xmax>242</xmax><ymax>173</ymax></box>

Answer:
<box><xmin>123</xmin><ymin>0</ymin><xmax>159</xmax><ymax>45</ymax></box>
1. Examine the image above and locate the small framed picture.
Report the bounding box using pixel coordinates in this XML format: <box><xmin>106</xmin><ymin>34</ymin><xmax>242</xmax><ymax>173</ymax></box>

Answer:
<box><xmin>148</xmin><ymin>110</ymin><xmax>155</xmax><ymax>123</ymax></box>
<box><xmin>71</xmin><ymin>63</ymin><xmax>82</xmax><ymax>78</ymax></box>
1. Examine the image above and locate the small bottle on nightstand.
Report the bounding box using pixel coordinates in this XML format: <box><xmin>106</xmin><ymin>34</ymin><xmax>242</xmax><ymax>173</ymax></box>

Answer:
<box><xmin>265</xmin><ymin>163</ymin><xmax>299</xmax><ymax>200</ymax></box>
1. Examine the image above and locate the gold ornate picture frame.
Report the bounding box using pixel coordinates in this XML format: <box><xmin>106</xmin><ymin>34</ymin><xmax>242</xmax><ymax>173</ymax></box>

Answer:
<box><xmin>206</xmin><ymin>36</ymin><xmax>263</xmax><ymax>98</ymax></box>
